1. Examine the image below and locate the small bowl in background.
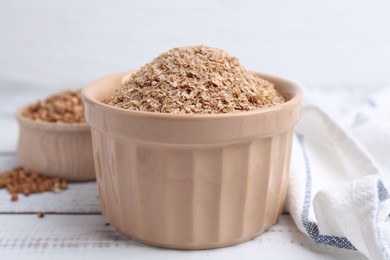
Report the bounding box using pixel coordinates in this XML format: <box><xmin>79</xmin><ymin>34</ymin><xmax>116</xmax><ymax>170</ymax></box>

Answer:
<box><xmin>16</xmin><ymin>107</ymin><xmax>95</xmax><ymax>181</ymax></box>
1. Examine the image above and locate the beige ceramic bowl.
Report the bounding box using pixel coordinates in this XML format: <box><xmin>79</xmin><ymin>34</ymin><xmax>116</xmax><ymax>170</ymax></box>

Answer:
<box><xmin>83</xmin><ymin>72</ymin><xmax>303</xmax><ymax>249</ymax></box>
<box><xmin>16</xmin><ymin>108</ymin><xmax>95</xmax><ymax>181</ymax></box>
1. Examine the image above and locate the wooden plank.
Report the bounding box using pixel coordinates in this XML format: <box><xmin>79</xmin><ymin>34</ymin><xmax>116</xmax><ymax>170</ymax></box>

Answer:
<box><xmin>0</xmin><ymin>214</ymin><xmax>364</xmax><ymax>259</ymax></box>
<box><xmin>0</xmin><ymin>153</ymin><xmax>18</xmax><ymax>169</ymax></box>
<box><xmin>0</xmin><ymin>182</ymin><xmax>100</xmax><ymax>214</ymax></box>
<box><xmin>0</xmin><ymin>117</ymin><xmax>18</xmax><ymax>153</ymax></box>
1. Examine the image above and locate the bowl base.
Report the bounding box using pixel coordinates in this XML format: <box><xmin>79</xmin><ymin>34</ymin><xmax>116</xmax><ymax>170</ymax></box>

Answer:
<box><xmin>114</xmin><ymin>223</ymin><xmax>274</xmax><ymax>250</ymax></box>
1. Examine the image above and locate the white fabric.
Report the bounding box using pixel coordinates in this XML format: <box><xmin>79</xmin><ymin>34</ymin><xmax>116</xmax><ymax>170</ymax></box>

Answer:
<box><xmin>286</xmin><ymin>87</ymin><xmax>390</xmax><ymax>260</ymax></box>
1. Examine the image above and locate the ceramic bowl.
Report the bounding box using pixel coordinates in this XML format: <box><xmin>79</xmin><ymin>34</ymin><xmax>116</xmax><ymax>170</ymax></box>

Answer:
<box><xmin>16</xmin><ymin>107</ymin><xmax>95</xmax><ymax>181</ymax></box>
<box><xmin>82</xmin><ymin>71</ymin><xmax>303</xmax><ymax>249</ymax></box>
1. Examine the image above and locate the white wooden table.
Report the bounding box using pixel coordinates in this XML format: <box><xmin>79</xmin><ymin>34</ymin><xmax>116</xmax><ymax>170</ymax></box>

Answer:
<box><xmin>0</xmin><ymin>88</ymin><xmax>366</xmax><ymax>259</ymax></box>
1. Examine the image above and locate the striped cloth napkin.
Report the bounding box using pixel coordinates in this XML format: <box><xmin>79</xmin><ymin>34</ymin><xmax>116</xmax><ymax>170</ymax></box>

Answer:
<box><xmin>286</xmin><ymin>87</ymin><xmax>390</xmax><ymax>260</ymax></box>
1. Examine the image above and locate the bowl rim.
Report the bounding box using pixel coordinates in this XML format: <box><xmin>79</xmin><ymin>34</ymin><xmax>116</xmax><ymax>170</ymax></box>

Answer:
<box><xmin>16</xmin><ymin>104</ymin><xmax>90</xmax><ymax>131</ymax></box>
<box><xmin>82</xmin><ymin>71</ymin><xmax>304</xmax><ymax>121</ymax></box>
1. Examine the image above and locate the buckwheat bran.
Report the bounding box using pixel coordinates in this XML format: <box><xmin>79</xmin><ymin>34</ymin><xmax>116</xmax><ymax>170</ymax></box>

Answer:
<box><xmin>104</xmin><ymin>46</ymin><xmax>285</xmax><ymax>114</ymax></box>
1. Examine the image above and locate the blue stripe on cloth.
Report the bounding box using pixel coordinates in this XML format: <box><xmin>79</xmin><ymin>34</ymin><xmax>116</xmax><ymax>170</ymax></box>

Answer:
<box><xmin>376</xmin><ymin>180</ymin><xmax>390</xmax><ymax>259</ymax></box>
<box><xmin>377</xmin><ymin>180</ymin><xmax>390</xmax><ymax>202</ymax></box>
<box><xmin>297</xmin><ymin>134</ymin><xmax>356</xmax><ymax>250</ymax></box>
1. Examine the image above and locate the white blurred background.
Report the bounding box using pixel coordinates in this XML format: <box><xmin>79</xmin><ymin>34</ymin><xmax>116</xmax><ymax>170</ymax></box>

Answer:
<box><xmin>1</xmin><ymin>0</ymin><xmax>390</xmax><ymax>90</ymax></box>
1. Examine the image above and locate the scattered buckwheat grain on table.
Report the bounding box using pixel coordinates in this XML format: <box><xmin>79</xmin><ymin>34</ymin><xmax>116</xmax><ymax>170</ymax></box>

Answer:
<box><xmin>0</xmin><ymin>167</ymin><xmax>69</xmax><ymax>202</ymax></box>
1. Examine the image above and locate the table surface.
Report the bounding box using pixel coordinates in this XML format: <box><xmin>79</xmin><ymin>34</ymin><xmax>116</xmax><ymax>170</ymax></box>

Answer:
<box><xmin>0</xmin><ymin>88</ymin><xmax>367</xmax><ymax>260</ymax></box>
